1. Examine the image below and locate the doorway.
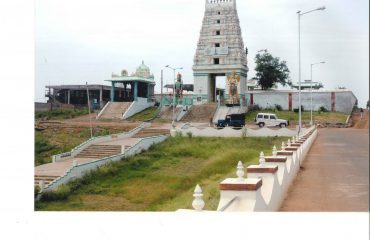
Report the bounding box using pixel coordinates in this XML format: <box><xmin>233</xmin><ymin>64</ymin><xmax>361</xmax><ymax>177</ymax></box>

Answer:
<box><xmin>209</xmin><ymin>74</ymin><xmax>226</xmax><ymax>103</ymax></box>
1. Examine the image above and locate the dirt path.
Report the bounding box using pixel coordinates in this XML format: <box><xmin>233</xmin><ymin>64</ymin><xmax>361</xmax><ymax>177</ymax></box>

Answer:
<box><xmin>352</xmin><ymin>109</ymin><xmax>369</xmax><ymax>129</ymax></box>
<box><xmin>39</xmin><ymin>113</ymin><xmax>140</xmax><ymax>130</ymax></box>
<box><xmin>280</xmin><ymin>128</ymin><xmax>369</xmax><ymax>212</ymax></box>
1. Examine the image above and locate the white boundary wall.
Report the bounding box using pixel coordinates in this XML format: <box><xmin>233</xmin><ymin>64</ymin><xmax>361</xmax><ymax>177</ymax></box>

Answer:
<box><xmin>42</xmin><ymin>135</ymin><xmax>168</xmax><ymax>193</ymax></box>
<box><xmin>178</xmin><ymin>126</ymin><xmax>318</xmax><ymax>212</ymax></box>
<box><xmin>52</xmin><ymin>122</ymin><xmax>151</xmax><ymax>163</ymax></box>
<box><xmin>172</xmin><ymin>125</ymin><xmax>307</xmax><ymax>138</ymax></box>
<box><xmin>247</xmin><ymin>90</ymin><xmax>357</xmax><ymax>114</ymax></box>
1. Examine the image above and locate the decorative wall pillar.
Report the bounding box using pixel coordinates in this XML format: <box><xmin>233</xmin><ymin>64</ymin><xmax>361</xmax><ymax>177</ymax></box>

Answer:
<box><xmin>147</xmin><ymin>83</ymin><xmax>150</xmax><ymax>99</ymax></box>
<box><xmin>111</xmin><ymin>82</ymin><xmax>115</xmax><ymax>102</ymax></box>
<box><xmin>67</xmin><ymin>90</ymin><xmax>71</xmax><ymax>105</ymax></box>
<box><xmin>134</xmin><ymin>81</ymin><xmax>138</xmax><ymax>101</ymax></box>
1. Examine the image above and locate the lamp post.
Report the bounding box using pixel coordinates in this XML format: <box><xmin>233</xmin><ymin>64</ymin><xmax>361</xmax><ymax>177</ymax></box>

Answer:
<box><xmin>160</xmin><ymin>69</ymin><xmax>164</xmax><ymax>108</ymax></box>
<box><xmin>297</xmin><ymin>6</ymin><xmax>326</xmax><ymax>134</ymax></box>
<box><xmin>310</xmin><ymin>61</ymin><xmax>326</xmax><ymax>125</ymax></box>
<box><xmin>165</xmin><ymin>65</ymin><xmax>183</xmax><ymax>127</ymax></box>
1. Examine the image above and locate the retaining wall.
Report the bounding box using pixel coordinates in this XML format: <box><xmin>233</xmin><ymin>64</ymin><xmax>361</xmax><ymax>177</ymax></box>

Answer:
<box><xmin>172</xmin><ymin>125</ymin><xmax>307</xmax><ymax>138</ymax></box>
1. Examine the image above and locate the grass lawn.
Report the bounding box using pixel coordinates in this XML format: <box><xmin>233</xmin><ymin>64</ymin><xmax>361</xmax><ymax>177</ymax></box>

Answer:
<box><xmin>35</xmin><ymin>136</ymin><xmax>288</xmax><ymax>211</ymax></box>
<box><xmin>35</xmin><ymin>127</ymin><xmax>126</xmax><ymax>166</ymax></box>
<box><xmin>127</xmin><ymin>107</ymin><xmax>159</xmax><ymax>121</ymax></box>
<box><xmin>245</xmin><ymin>110</ymin><xmax>348</xmax><ymax>124</ymax></box>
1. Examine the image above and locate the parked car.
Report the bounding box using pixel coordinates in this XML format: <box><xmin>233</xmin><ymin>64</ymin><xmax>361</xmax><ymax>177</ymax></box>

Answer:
<box><xmin>255</xmin><ymin>113</ymin><xmax>289</xmax><ymax>128</ymax></box>
<box><xmin>217</xmin><ymin>113</ymin><xmax>245</xmax><ymax>128</ymax></box>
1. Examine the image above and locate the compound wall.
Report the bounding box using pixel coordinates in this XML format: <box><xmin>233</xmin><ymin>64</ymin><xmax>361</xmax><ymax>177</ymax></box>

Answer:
<box><xmin>246</xmin><ymin>90</ymin><xmax>357</xmax><ymax>114</ymax></box>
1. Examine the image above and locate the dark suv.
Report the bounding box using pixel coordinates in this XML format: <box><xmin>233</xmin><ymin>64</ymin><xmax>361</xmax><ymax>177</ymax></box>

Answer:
<box><xmin>217</xmin><ymin>113</ymin><xmax>245</xmax><ymax>128</ymax></box>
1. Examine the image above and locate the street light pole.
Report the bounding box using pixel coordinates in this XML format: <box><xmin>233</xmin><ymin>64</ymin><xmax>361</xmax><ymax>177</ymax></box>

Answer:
<box><xmin>297</xmin><ymin>6</ymin><xmax>326</xmax><ymax>135</ymax></box>
<box><xmin>310</xmin><ymin>61</ymin><xmax>326</xmax><ymax>125</ymax></box>
<box><xmin>165</xmin><ymin>65</ymin><xmax>183</xmax><ymax>127</ymax></box>
<box><xmin>160</xmin><ymin>69</ymin><xmax>163</xmax><ymax>108</ymax></box>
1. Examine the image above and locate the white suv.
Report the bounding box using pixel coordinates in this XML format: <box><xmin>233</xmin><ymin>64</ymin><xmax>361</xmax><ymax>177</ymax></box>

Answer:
<box><xmin>255</xmin><ymin>113</ymin><xmax>289</xmax><ymax>128</ymax></box>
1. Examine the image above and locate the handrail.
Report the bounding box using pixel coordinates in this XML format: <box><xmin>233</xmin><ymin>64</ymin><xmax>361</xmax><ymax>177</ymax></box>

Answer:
<box><xmin>218</xmin><ymin>196</ymin><xmax>239</xmax><ymax>212</ymax></box>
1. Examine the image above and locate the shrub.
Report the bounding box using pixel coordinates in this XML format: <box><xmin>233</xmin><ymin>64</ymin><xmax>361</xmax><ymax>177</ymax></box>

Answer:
<box><xmin>264</xmin><ymin>107</ymin><xmax>276</xmax><ymax>112</ymax></box>
<box><xmin>175</xmin><ymin>131</ymin><xmax>183</xmax><ymax>138</ymax></box>
<box><xmin>319</xmin><ymin>106</ymin><xmax>329</xmax><ymax>112</ymax></box>
<box><xmin>275</xmin><ymin>104</ymin><xmax>283</xmax><ymax>111</ymax></box>
<box><xmin>293</xmin><ymin>105</ymin><xmax>304</xmax><ymax>113</ymax></box>
<box><xmin>186</xmin><ymin>132</ymin><xmax>193</xmax><ymax>138</ymax></box>
<box><xmin>40</xmin><ymin>185</ymin><xmax>71</xmax><ymax>202</ymax></box>
<box><xmin>34</xmin><ymin>186</ymin><xmax>40</xmax><ymax>198</ymax></box>
<box><xmin>250</xmin><ymin>104</ymin><xmax>261</xmax><ymax>111</ymax></box>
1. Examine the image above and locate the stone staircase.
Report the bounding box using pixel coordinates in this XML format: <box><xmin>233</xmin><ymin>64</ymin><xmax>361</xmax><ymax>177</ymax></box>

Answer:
<box><xmin>98</xmin><ymin>102</ymin><xmax>132</xmax><ymax>120</ymax></box>
<box><xmin>133</xmin><ymin>128</ymin><xmax>170</xmax><ymax>138</ymax></box>
<box><xmin>75</xmin><ymin>145</ymin><xmax>122</xmax><ymax>159</ymax></box>
<box><xmin>34</xmin><ymin>175</ymin><xmax>59</xmax><ymax>187</ymax></box>
<box><xmin>181</xmin><ymin>103</ymin><xmax>217</xmax><ymax>123</ymax></box>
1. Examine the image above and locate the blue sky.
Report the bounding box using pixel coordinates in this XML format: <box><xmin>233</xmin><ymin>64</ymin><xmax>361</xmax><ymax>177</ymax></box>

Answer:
<box><xmin>35</xmin><ymin>0</ymin><xmax>369</xmax><ymax>106</ymax></box>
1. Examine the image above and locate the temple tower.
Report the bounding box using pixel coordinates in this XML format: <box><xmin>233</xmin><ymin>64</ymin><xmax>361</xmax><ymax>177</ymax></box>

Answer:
<box><xmin>193</xmin><ymin>0</ymin><xmax>248</xmax><ymax>105</ymax></box>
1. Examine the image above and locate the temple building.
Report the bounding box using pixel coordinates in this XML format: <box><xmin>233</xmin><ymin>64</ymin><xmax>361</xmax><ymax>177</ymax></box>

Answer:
<box><xmin>193</xmin><ymin>0</ymin><xmax>249</xmax><ymax>106</ymax></box>
<box><xmin>96</xmin><ymin>61</ymin><xmax>156</xmax><ymax>120</ymax></box>
<box><xmin>106</xmin><ymin>61</ymin><xmax>155</xmax><ymax>102</ymax></box>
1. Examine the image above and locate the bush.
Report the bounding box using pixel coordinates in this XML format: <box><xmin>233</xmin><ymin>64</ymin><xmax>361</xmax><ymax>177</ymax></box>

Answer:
<box><xmin>250</xmin><ymin>104</ymin><xmax>261</xmax><ymax>111</ymax></box>
<box><xmin>319</xmin><ymin>106</ymin><xmax>329</xmax><ymax>112</ymax></box>
<box><xmin>293</xmin><ymin>105</ymin><xmax>304</xmax><ymax>113</ymax></box>
<box><xmin>175</xmin><ymin>131</ymin><xmax>183</xmax><ymax>138</ymax></box>
<box><xmin>40</xmin><ymin>185</ymin><xmax>71</xmax><ymax>202</ymax></box>
<box><xmin>34</xmin><ymin>186</ymin><xmax>40</xmax><ymax>198</ymax></box>
<box><xmin>186</xmin><ymin>132</ymin><xmax>193</xmax><ymax>138</ymax></box>
<box><xmin>275</xmin><ymin>104</ymin><xmax>283</xmax><ymax>111</ymax></box>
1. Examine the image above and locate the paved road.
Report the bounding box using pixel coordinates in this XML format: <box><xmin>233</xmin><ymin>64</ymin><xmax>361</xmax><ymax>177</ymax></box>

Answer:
<box><xmin>280</xmin><ymin>128</ymin><xmax>369</xmax><ymax>212</ymax></box>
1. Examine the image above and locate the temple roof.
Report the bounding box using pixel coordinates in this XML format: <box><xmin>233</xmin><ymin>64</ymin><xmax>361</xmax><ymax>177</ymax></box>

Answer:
<box><xmin>106</xmin><ymin>61</ymin><xmax>155</xmax><ymax>84</ymax></box>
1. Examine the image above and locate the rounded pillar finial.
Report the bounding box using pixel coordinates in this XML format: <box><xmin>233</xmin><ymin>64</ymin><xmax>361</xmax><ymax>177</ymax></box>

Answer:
<box><xmin>259</xmin><ymin>152</ymin><xmax>265</xmax><ymax>166</ymax></box>
<box><xmin>192</xmin><ymin>184</ymin><xmax>205</xmax><ymax>211</ymax></box>
<box><xmin>236</xmin><ymin>161</ymin><xmax>245</xmax><ymax>180</ymax></box>
<box><xmin>287</xmin><ymin>139</ymin><xmax>291</xmax><ymax>147</ymax></box>
<box><xmin>272</xmin><ymin>145</ymin><xmax>277</xmax><ymax>157</ymax></box>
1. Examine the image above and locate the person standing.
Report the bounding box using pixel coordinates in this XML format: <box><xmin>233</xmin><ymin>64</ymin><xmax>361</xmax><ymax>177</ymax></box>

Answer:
<box><xmin>360</xmin><ymin>108</ymin><xmax>364</xmax><ymax>119</ymax></box>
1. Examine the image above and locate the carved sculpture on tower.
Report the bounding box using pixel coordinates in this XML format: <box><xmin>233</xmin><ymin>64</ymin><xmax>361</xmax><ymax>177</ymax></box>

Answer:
<box><xmin>227</xmin><ymin>71</ymin><xmax>241</xmax><ymax>106</ymax></box>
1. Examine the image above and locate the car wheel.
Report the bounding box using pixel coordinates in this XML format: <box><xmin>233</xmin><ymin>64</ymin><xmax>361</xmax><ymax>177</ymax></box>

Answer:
<box><xmin>279</xmin><ymin>123</ymin><xmax>287</xmax><ymax>128</ymax></box>
<box><xmin>258</xmin><ymin>122</ymin><xmax>265</xmax><ymax>128</ymax></box>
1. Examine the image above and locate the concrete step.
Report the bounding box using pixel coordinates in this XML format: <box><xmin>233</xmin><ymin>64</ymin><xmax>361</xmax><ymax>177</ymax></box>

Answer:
<box><xmin>99</xmin><ymin>102</ymin><xmax>132</xmax><ymax>119</ymax></box>
<box><xmin>133</xmin><ymin>129</ymin><xmax>170</xmax><ymax>138</ymax></box>
<box><xmin>75</xmin><ymin>144</ymin><xmax>122</xmax><ymax>159</ymax></box>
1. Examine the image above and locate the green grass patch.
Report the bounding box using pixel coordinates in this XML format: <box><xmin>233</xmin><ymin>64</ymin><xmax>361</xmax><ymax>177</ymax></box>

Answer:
<box><xmin>246</xmin><ymin>110</ymin><xmax>348</xmax><ymax>124</ymax></box>
<box><xmin>127</xmin><ymin>107</ymin><xmax>159</xmax><ymax>121</ymax></box>
<box><xmin>35</xmin><ymin>136</ymin><xmax>288</xmax><ymax>211</ymax></box>
<box><xmin>35</xmin><ymin>108</ymin><xmax>89</xmax><ymax>120</ymax></box>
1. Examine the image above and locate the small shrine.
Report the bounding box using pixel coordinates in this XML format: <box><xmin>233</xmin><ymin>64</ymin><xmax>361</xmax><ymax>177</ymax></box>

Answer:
<box><xmin>106</xmin><ymin>61</ymin><xmax>155</xmax><ymax>102</ymax></box>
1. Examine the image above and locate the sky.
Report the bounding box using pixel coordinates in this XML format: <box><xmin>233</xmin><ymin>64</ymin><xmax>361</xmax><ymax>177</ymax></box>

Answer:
<box><xmin>35</xmin><ymin>0</ymin><xmax>369</xmax><ymax>107</ymax></box>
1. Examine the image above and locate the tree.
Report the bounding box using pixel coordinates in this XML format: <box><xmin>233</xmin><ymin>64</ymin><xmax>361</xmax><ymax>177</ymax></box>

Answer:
<box><xmin>253</xmin><ymin>49</ymin><xmax>291</xmax><ymax>90</ymax></box>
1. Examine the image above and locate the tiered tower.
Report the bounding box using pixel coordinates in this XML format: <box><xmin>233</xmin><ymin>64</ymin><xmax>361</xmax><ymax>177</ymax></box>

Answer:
<box><xmin>193</xmin><ymin>0</ymin><xmax>248</xmax><ymax>105</ymax></box>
